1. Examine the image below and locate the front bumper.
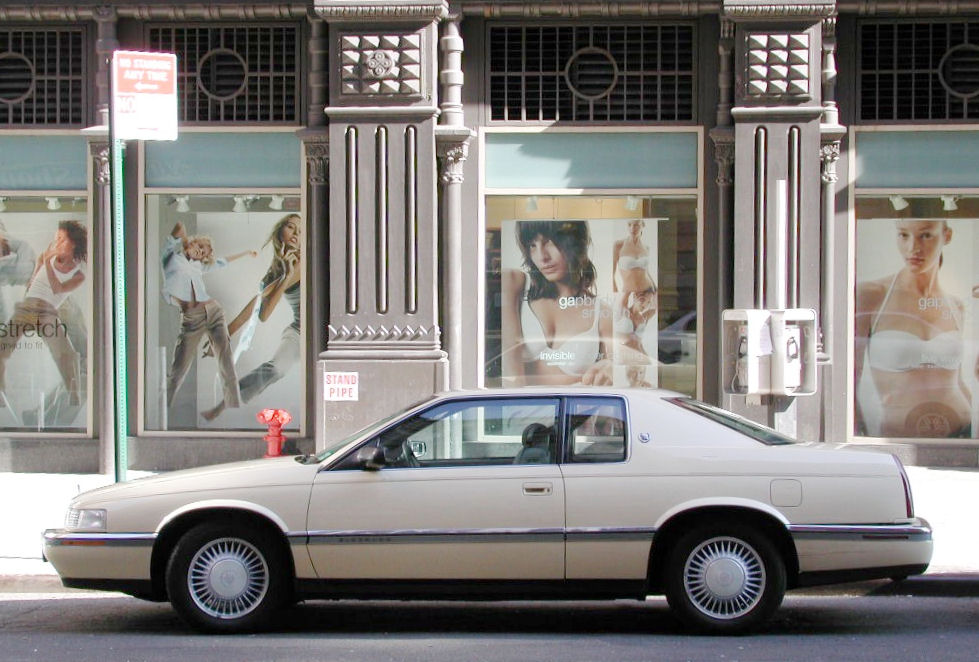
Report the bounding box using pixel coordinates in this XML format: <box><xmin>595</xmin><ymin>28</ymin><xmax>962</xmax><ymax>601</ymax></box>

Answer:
<box><xmin>43</xmin><ymin>529</ymin><xmax>156</xmax><ymax>582</ymax></box>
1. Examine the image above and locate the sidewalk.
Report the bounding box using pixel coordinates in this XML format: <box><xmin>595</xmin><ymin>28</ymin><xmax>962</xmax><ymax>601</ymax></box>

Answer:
<box><xmin>1</xmin><ymin>466</ymin><xmax>976</xmax><ymax>584</ymax></box>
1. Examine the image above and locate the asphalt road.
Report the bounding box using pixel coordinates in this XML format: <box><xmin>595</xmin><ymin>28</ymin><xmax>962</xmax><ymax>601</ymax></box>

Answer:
<box><xmin>1</xmin><ymin>579</ymin><xmax>977</xmax><ymax>662</ymax></box>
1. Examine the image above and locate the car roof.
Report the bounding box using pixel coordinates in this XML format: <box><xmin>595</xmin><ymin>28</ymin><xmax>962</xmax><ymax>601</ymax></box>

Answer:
<box><xmin>431</xmin><ymin>387</ymin><xmax>687</xmax><ymax>400</ymax></box>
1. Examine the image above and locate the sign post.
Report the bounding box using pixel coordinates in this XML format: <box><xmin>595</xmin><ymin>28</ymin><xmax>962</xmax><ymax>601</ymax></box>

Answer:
<box><xmin>110</xmin><ymin>51</ymin><xmax>177</xmax><ymax>481</ymax></box>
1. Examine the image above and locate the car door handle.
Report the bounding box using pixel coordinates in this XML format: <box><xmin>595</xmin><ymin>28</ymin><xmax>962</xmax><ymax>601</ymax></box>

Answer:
<box><xmin>523</xmin><ymin>482</ymin><xmax>553</xmax><ymax>496</ymax></box>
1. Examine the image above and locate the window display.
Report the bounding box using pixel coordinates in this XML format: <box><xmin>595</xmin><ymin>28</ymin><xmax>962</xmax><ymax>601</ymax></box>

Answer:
<box><xmin>854</xmin><ymin>196</ymin><xmax>979</xmax><ymax>439</ymax></box>
<box><xmin>144</xmin><ymin>194</ymin><xmax>303</xmax><ymax>432</ymax></box>
<box><xmin>0</xmin><ymin>196</ymin><xmax>90</xmax><ymax>431</ymax></box>
<box><xmin>485</xmin><ymin>195</ymin><xmax>697</xmax><ymax>394</ymax></box>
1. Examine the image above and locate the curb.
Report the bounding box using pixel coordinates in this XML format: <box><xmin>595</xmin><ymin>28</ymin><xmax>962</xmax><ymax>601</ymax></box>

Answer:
<box><xmin>2</xmin><ymin>572</ymin><xmax>978</xmax><ymax>598</ymax></box>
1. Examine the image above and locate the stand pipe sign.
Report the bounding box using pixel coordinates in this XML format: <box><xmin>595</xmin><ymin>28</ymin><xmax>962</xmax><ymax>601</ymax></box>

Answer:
<box><xmin>111</xmin><ymin>50</ymin><xmax>177</xmax><ymax>141</ymax></box>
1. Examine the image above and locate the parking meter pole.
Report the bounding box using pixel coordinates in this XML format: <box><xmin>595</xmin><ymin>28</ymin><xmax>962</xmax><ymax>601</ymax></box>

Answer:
<box><xmin>109</xmin><ymin>133</ymin><xmax>127</xmax><ymax>483</ymax></box>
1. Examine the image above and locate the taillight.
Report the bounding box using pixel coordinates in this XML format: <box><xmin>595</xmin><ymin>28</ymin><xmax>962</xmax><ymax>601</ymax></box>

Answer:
<box><xmin>893</xmin><ymin>454</ymin><xmax>914</xmax><ymax>518</ymax></box>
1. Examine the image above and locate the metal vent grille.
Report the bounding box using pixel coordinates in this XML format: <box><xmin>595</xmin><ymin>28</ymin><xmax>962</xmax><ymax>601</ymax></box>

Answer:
<box><xmin>860</xmin><ymin>20</ymin><xmax>979</xmax><ymax>121</ymax></box>
<box><xmin>149</xmin><ymin>24</ymin><xmax>301</xmax><ymax>124</ymax></box>
<box><xmin>489</xmin><ymin>25</ymin><xmax>695</xmax><ymax>123</ymax></box>
<box><xmin>0</xmin><ymin>28</ymin><xmax>85</xmax><ymax>126</ymax></box>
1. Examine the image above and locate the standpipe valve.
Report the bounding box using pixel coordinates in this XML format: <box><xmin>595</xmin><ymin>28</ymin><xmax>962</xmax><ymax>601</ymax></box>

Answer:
<box><xmin>256</xmin><ymin>408</ymin><xmax>292</xmax><ymax>457</ymax></box>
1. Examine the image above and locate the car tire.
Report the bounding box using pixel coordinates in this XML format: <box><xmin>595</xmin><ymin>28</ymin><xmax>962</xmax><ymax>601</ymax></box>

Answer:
<box><xmin>166</xmin><ymin>521</ymin><xmax>288</xmax><ymax>633</ymax></box>
<box><xmin>663</xmin><ymin>523</ymin><xmax>786</xmax><ymax>634</ymax></box>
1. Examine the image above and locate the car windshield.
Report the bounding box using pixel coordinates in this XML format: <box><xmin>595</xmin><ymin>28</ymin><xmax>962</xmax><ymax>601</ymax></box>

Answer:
<box><xmin>667</xmin><ymin>397</ymin><xmax>796</xmax><ymax>446</ymax></box>
<box><xmin>313</xmin><ymin>396</ymin><xmax>433</xmax><ymax>463</ymax></box>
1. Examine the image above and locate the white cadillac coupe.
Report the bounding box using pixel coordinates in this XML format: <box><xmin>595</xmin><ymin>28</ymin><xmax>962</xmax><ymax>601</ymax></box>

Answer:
<box><xmin>44</xmin><ymin>389</ymin><xmax>932</xmax><ymax>634</ymax></box>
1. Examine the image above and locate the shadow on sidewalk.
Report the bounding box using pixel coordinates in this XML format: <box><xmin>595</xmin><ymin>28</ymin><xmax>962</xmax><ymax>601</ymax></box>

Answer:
<box><xmin>795</xmin><ymin>573</ymin><xmax>979</xmax><ymax>599</ymax></box>
<box><xmin>869</xmin><ymin>574</ymin><xmax>979</xmax><ymax>598</ymax></box>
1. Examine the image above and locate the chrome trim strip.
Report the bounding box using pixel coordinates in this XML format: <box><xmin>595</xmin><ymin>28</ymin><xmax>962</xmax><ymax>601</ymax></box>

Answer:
<box><xmin>306</xmin><ymin>527</ymin><xmax>657</xmax><ymax>545</ymax></box>
<box><xmin>565</xmin><ymin>527</ymin><xmax>656</xmax><ymax>542</ymax></box>
<box><xmin>788</xmin><ymin>523</ymin><xmax>932</xmax><ymax>542</ymax></box>
<box><xmin>43</xmin><ymin>530</ymin><xmax>157</xmax><ymax>547</ymax></box>
<box><xmin>307</xmin><ymin>527</ymin><xmax>565</xmax><ymax>545</ymax></box>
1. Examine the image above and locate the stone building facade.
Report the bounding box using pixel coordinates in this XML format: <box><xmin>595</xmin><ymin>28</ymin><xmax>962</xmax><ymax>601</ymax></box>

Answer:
<box><xmin>0</xmin><ymin>0</ymin><xmax>977</xmax><ymax>473</ymax></box>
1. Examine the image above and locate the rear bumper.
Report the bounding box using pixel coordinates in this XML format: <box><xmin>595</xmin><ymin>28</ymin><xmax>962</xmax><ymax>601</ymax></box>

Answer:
<box><xmin>789</xmin><ymin>518</ymin><xmax>932</xmax><ymax>581</ymax></box>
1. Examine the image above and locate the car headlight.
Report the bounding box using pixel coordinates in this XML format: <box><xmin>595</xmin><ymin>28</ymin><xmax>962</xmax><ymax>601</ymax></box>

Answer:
<box><xmin>65</xmin><ymin>508</ymin><xmax>107</xmax><ymax>532</ymax></box>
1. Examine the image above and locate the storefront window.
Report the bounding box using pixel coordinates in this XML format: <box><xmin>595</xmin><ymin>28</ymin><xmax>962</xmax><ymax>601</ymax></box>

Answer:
<box><xmin>0</xmin><ymin>195</ymin><xmax>90</xmax><ymax>431</ymax></box>
<box><xmin>144</xmin><ymin>194</ymin><xmax>303</xmax><ymax>432</ymax></box>
<box><xmin>485</xmin><ymin>195</ymin><xmax>697</xmax><ymax>394</ymax></box>
<box><xmin>854</xmin><ymin>195</ymin><xmax>978</xmax><ymax>439</ymax></box>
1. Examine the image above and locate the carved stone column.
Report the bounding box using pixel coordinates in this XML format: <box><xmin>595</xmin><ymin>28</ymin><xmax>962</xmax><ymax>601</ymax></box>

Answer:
<box><xmin>724</xmin><ymin>0</ymin><xmax>835</xmax><ymax>439</ymax></box>
<box><xmin>93</xmin><ymin>7</ymin><xmax>118</xmax><ymax>128</ymax></box>
<box><xmin>314</xmin><ymin>0</ymin><xmax>449</xmax><ymax>446</ymax></box>
<box><xmin>436</xmin><ymin>131</ymin><xmax>473</xmax><ymax>389</ymax></box>
<box><xmin>89</xmin><ymin>140</ymin><xmax>114</xmax><ymax>474</ymax></box>
<box><xmin>302</xmin><ymin>135</ymin><xmax>329</xmax><ymax>438</ymax></box>
<box><xmin>436</xmin><ymin>14</ymin><xmax>474</xmax><ymax>390</ymax></box>
<box><xmin>819</xmin><ymin>15</ymin><xmax>844</xmax><ymax>364</ymax></box>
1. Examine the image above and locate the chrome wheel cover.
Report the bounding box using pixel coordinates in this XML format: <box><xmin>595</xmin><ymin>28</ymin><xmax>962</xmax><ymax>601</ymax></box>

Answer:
<box><xmin>683</xmin><ymin>536</ymin><xmax>765</xmax><ymax>620</ymax></box>
<box><xmin>187</xmin><ymin>537</ymin><xmax>269</xmax><ymax>620</ymax></box>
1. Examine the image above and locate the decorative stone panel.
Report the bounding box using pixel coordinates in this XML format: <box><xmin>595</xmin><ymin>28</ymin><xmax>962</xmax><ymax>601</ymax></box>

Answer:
<box><xmin>745</xmin><ymin>32</ymin><xmax>810</xmax><ymax>98</ymax></box>
<box><xmin>339</xmin><ymin>32</ymin><xmax>423</xmax><ymax>96</ymax></box>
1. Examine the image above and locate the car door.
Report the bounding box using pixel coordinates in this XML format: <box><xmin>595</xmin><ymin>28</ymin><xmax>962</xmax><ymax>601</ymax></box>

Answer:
<box><xmin>560</xmin><ymin>396</ymin><xmax>652</xmax><ymax>580</ymax></box>
<box><xmin>306</xmin><ymin>396</ymin><xmax>565</xmax><ymax>580</ymax></box>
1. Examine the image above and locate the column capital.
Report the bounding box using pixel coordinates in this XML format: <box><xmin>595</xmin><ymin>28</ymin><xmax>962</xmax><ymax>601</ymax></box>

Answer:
<box><xmin>820</xmin><ymin>141</ymin><xmax>840</xmax><ymax>184</ymax></box>
<box><xmin>89</xmin><ymin>140</ymin><xmax>111</xmax><ymax>186</ymax></box>
<box><xmin>435</xmin><ymin>126</ymin><xmax>474</xmax><ymax>185</ymax></box>
<box><xmin>300</xmin><ymin>132</ymin><xmax>330</xmax><ymax>186</ymax></box>
<box><xmin>710</xmin><ymin>129</ymin><xmax>736</xmax><ymax>186</ymax></box>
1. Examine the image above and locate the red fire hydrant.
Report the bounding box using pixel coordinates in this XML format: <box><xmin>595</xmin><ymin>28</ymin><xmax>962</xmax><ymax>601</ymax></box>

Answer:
<box><xmin>257</xmin><ymin>408</ymin><xmax>292</xmax><ymax>458</ymax></box>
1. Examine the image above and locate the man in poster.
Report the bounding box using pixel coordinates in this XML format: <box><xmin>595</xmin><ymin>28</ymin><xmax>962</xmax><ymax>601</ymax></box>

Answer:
<box><xmin>161</xmin><ymin>221</ymin><xmax>256</xmax><ymax>411</ymax></box>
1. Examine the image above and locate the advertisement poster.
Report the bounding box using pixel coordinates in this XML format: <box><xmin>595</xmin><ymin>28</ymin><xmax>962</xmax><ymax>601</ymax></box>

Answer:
<box><xmin>0</xmin><ymin>208</ymin><xmax>91</xmax><ymax>431</ymax></box>
<box><xmin>499</xmin><ymin>218</ymin><xmax>660</xmax><ymax>388</ymax></box>
<box><xmin>144</xmin><ymin>196</ymin><xmax>303</xmax><ymax>432</ymax></box>
<box><xmin>854</xmin><ymin>217</ymin><xmax>978</xmax><ymax>439</ymax></box>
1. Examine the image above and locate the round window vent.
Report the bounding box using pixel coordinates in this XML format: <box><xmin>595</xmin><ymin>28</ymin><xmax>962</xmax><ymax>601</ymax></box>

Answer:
<box><xmin>939</xmin><ymin>43</ymin><xmax>979</xmax><ymax>99</ymax></box>
<box><xmin>197</xmin><ymin>48</ymin><xmax>247</xmax><ymax>101</ymax></box>
<box><xmin>0</xmin><ymin>52</ymin><xmax>35</xmax><ymax>103</ymax></box>
<box><xmin>564</xmin><ymin>47</ymin><xmax>618</xmax><ymax>101</ymax></box>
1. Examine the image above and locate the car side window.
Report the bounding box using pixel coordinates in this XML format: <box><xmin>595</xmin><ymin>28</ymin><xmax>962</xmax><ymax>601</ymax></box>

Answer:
<box><xmin>566</xmin><ymin>397</ymin><xmax>627</xmax><ymax>463</ymax></box>
<box><xmin>332</xmin><ymin>398</ymin><xmax>561</xmax><ymax>469</ymax></box>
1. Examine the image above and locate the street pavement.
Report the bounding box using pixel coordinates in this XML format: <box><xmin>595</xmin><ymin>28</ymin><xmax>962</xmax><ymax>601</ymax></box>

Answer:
<box><xmin>0</xmin><ymin>465</ymin><xmax>976</xmax><ymax>591</ymax></box>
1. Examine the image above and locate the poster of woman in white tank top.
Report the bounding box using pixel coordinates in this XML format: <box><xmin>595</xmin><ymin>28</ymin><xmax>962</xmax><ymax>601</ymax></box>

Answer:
<box><xmin>499</xmin><ymin>216</ymin><xmax>660</xmax><ymax>389</ymax></box>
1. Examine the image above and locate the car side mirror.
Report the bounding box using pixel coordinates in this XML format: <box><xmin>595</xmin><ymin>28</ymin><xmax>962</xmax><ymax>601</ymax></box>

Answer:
<box><xmin>356</xmin><ymin>445</ymin><xmax>386</xmax><ymax>471</ymax></box>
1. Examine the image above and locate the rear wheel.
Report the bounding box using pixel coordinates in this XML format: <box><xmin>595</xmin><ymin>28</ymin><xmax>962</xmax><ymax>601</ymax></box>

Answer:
<box><xmin>664</xmin><ymin>523</ymin><xmax>786</xmax><ymax>634</ymax></box>
<box><xmin>166</xmin><ymin>521</ymin><xmax>288</xmax><ymax>633</ymax></box>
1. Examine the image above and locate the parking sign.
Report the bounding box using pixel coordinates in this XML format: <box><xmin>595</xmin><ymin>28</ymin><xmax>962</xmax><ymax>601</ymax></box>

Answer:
<box><xmin>111</xmin><ymin>50</ymin><xmax>178</xmax><ymax>141</ymax></box>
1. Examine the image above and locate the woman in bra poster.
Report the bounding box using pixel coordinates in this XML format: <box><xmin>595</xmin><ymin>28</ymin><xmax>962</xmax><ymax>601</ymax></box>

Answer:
<box><xmin>854</xmin><ymin>217</ymin><xmax>974</xmax><ymax>439</ymax></box>
<box><xmin>500</xmin><ymin>218</ymin><xmax>658</xmax><ymax>387</ymax></box>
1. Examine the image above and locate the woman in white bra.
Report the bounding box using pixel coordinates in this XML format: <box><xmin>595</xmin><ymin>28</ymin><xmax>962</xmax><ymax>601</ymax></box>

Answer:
<box><xmin>501</xmin><ymin>220</ymin><xmax>613</xmax><ymax>386</ymax></box>
<box><xmin>854</xmin><ymin>219</ymin><xmax>971</xmax><ymax>438</ymax></box>
<box><xmin>612</xmin><ymin>219</ymin><xmax>659</xmax><ymax>367</ymax></box>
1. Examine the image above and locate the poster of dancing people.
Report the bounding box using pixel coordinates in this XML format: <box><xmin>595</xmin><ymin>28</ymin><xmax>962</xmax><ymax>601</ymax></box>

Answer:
<box><xmin>0</xmin><ymin>203</ymin><xmax>91</xmax><ymax>431</ymax></box>
<box><xmin>144</xmin><ymin>195</ymin><xmax>304</xmax><ymax>432</ymax></box>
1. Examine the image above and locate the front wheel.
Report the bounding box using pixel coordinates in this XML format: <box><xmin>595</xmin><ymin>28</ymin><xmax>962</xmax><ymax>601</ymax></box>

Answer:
<box><xmin>166</xmin><ymin>522</ymin><xmax>288</xmax><ymax>633</ymax></box>
<box><xmin>663</xmin><ymin>523</ymin><xmax>786</xmax><ymax>634</ymax></box>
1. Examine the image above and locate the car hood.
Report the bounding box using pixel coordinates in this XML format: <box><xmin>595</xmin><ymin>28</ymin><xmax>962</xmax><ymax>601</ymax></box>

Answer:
<box><xmin>72</xmin><ymin>456</ymin><xmax>320</xmax><ymax>507</ymax></box>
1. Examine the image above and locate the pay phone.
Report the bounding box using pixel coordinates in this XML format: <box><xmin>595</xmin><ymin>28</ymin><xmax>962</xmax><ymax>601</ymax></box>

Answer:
<box><xmin>722</xmin><ymin>309</ymin><xmax>816</xmax><ymax>396</ymax></box>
